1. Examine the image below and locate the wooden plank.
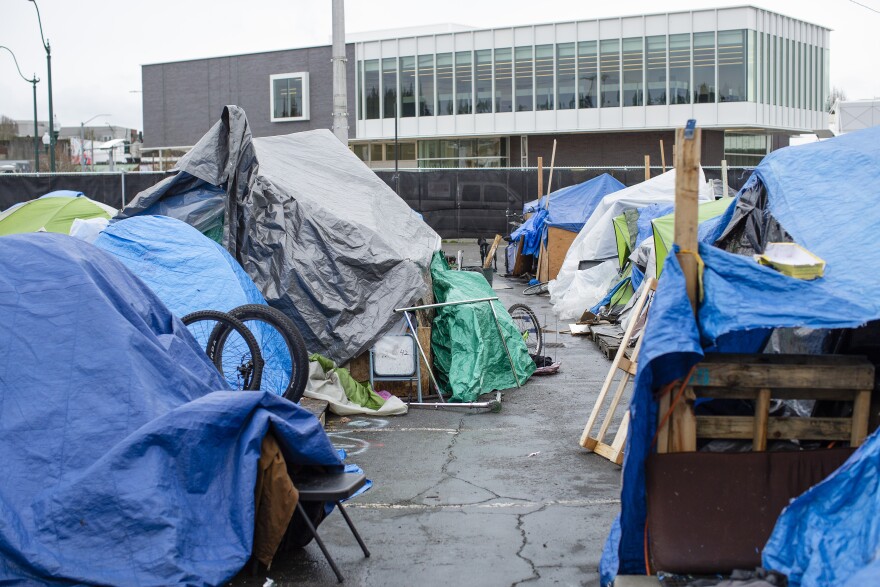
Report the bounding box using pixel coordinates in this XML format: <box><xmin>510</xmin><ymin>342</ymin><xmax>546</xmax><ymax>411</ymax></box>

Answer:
<box><xmin>595</xmin><ymin>373</ymin><xmax>633</xmax><ymax>446</ymax></box>
<box><xmin>673</xmin><ymin>126</ymin><xmax>702</xmax><ymax>316</ymax></box>
<box><xmin>721</xmin><ymin>159</ymin><xmax>729</xmax><ymax>195</ymax></box>
<box><xmin>545</xmin><ymin>139</ymin><xmax>558</xmax><ymax>206</ymax></box>
<box><xmin>598</xmin><ymin>336</ymin><xmax>621</xmax><ymax>360</ymax></box>
<box><xmin>660</xmin><ymin>139</ymin><xmax>666</xmax><ymax>172</ymax></box>
<box><xmin>536</xmin><ymin>239</ymin><xmax>550</xmax><ymax>282</ymax></box>
<box><xmin>644</xmin><ymin>154</ymin><xmax>651</xmax><ymax>181</ymax></box>
<box><xmin>618</xmin><ymin>356</ymin><xmax>638</xmax><ymax>376</ymax></box>
<box><xmin>688</xmin><ymin>361</ymin><xmax>874</xmax><ymax>391</ymax></box>
<box><xmin>579</xmin><ymin>280</ymin><xmax>655</xmax><ymax>449</ymax></box>
<box><xmin>669</xmin><ymin>387</ymin><xmax>697</xmax><ymax>452</ymax></box>
<box><xmin>545</xmin><ymin>226</ymin><xmax>578</xmax><ymax>281</ymax></box>
<box><xmin>851</xmin><ymin>390</ymin><xmax>872</xmax><ymax>446</ymax></box>
<box><xmin>656</xmin><ymin>390</ymin><xmax>671</xmax><ymax>453</ymax></box>
<box><xmin>753</xmin><ymin>388</ymin><xmax>771</xmax><ymax>451</ymax></box>
<box><xmin>696</xmin><ymin>416</ymin><xmax>852</xmax><ymax>441</ymax></box>
<box><xmin>483</xmin><ymin>234</ymin><xmax>503</xmax><ymax>269</ymax></box>
<box><xmin>695</xmin><ymin>387</ymin><xmax>867</xmax><ymax>401</ymax></box>
<box><xmin>511</xmin><ymin>238</ymin><xmax>530</xmax><ymax>276</ymax></box>
<box><xmin>300</xmin><ymin>397</ymin><xmax>329</xmax><ymax>427</ymax></box>
<box><xmin>537</xmin><ymin>156</ymin><xmax>544</xmax><ymax>198</ymax></box>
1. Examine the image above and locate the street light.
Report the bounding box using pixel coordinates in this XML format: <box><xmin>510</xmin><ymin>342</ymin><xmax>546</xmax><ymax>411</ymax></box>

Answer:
<box><xmin>0</xmin><ymin>45</ymin><xmax>40</xmax><ymax>172</ymax></box>
<box><xmin>80</xmin><ymin>114</ymin><xmax>110</xmax><ymax>172</ymax></box>
<box><xmin>27</xmin><ymin>0</ymin><xmax>55</xmax><ymax>172</ymax></box>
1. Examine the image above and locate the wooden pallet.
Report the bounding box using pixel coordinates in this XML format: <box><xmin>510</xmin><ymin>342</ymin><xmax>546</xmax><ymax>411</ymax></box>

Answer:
<box><xmin>579</xmin><ymin>279</ymin><xmax>657</xmax><ymax>464</ymax></box>
<box><xmin>656</xmin><ymin>353</ymin><xmax>875</xmax><ymax>453</ymax></box>
<box><xmin>597</xmin><ymin>335</ymin><xmax>622</xmax><ymax>360</ymax></box>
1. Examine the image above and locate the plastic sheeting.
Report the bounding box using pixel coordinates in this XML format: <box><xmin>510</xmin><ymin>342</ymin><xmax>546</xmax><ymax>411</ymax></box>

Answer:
<box><xmin>430</xmin><ymin>253</ymin><xmax>535</xmax><ymax>402</ymax></box>
<box><xmin>602</xmin><ymin>126</ymin><xmax>880</xmax><ymax>585</ymax></box>
<box><xmin>119</xmin><ymin>106</ymin><xmax>441</xmax><ymax>363</ymax></box>
<box><xmin>0</xmin><ymin>233</ymin><xmax>342</xmax><ymax>586</ymax></box>
<box><xmin>550</xmin><ymin>169</ymin><xmax>712</xmax><ymax>319</ymax></box>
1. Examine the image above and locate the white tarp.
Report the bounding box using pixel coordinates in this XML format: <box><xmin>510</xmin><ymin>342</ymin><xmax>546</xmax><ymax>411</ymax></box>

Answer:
<box><xmin>550</xmin><ymin>169</ymin><xmax>713</xmax><ymax>319</ymax></box>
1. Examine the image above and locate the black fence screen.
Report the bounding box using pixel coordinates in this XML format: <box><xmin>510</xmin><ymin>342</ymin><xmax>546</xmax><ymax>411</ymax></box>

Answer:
<box><xmin>0</xmin><ymin>167</ymin><xmax>752</xmax><ymax>239</ymax></box>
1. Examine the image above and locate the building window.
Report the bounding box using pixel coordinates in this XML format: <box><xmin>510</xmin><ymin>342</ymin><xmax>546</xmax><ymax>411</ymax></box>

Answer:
<box><xmin>646</xmin><ymin>36</ymin><xmax>667</xmax><ymax>105</ymax></box>
<box><xmin>352</xmin><ymin>144</ymin><xmax>368</xmax><ymax>161</ymax></box>
<box><xmin>455</xmin><ymin>51</ymin><xmax>473</xmax><ymax>114</ymax></box>
<box><xmin>515</xmin><ymin>46</ymin><xmax>534</xmax><ymax>112</ymax></box>
<box><xmin>748</xmin><ymin>30</ymin><xmax>757</xmax><ymax>103</ymax></box>
<box><xmin>364</xmin><ymin>60</ymin><xmax>380</xmax><ymax>119</ymax></box>
<box><xmin>270</xmin><ymin>72</ymin><xmax>309</xmax><ymax>121</ymax></box>
<box><xmin>535</xmin><ymin>44</ymin><xmax>554</xmax><ymax>110</ymax></box>
<box><xmin>418</xmin><ymin>138</ymin><xmax>505</xmax><ymax>168</ymax></box>
<box><xmin>622</xmin><ymin>37</ymin><xmax>643</xmax><ymax>106</ymax></box>
<box><xmin>693</xmin><ymin>31</ymin><xmax>715</xmax><ymax>103</ymax></box>
<box><xmin>724</xmin><ymin>132</ymin><xmax>768</xmax><ymax>167</ymax></box>
<box><xmin>418</xmin><ymin>54</ymin><xmax>435</xmax><ymax>116</ymax></box>
<box><xmin>436</xmin><ymin>52</ymin><xmax>454</xmax><ymax>115</ymax></box>
<box><xmin>669</xmin><ymin>33</ymin><xmax>690</xmax><ymax>104</ymax></box>
<box><xmin>600</xmin><ymin>39</ymin><xmax>621</xmax><ymax>108</ymax></box>
<box><xmin>370</xmin><ymin>143</ymin><xmax>384</xmax><ymax>162</ymax></box>
<box><xmin>495</xmin><ymin>48</ymin><xmax>513</xmax><ymax>113</ymax></box>
<box><xmin>400</xmin><ymin>56</ymin><xmax>416</xmax><ymax>117</ymax></box>
<box><xmin>578</xmin><ymin>40</ymin><xmax>598</xmax><ymax>108</ymax></box>
<box><xmin>556</xmin><ymin>43</ymin><xmax>576</xmax><ymax>110</ymax></box>
<box><xmin>717</xmin><ymin>30</ymin><xmax>746</xmax><ymax>102</ymax></box>
<box><xmin>382</xmin><ymin>57</ymin><xmax>397</xmax><ymax>118</ymax></box>
<box><xmin>357</xmin><ymin>61</ymin><xmax>363</xmax><ymax>120</ymax></box>
<box><xmin>475</xmin><ymin>50</ymin><xmax>493</xmax><ymax>114</ymax></box>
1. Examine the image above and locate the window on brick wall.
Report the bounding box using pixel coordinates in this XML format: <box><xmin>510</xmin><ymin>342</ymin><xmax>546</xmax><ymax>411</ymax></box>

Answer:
<box><xmin>270</xmin><ymin>72</ymin><xmax>310</xmax><ymax>121</ymax></box>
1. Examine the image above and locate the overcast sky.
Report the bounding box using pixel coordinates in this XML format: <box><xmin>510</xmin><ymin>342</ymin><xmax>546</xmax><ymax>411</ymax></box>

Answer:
<box><xmin>1</xmin><ymin>0</ymin><xmax>878</xmax><ymax>131</ymax></box>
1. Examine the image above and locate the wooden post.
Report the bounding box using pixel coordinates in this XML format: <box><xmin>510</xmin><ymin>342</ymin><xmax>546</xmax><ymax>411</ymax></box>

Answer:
<box><xmin>674</xmin><ymin>125</ymin><xmax>702</xmax><ymax>316</ymax></box>
<box><xmin>660</xmin><ymin>140</ymin><xmax>666</xmax><ymax>172</ymax></box>
<box><xmin>721</xmin><ymin>158</ymin><xmax>729</xmax><ymax>196</ymax></box>
<box><xmin>544</xmin><ymin>139</ymin><xmax>558</xmax><ymax>209</ymax></box>
<box><xmin>644</xmin><ymin>155</ymin><xmax>651</xmax><ymax>181</ymax></box>
<box><xmin>537</xmin><ymin>156</ymin><xmax>544</xmax><ymax>199</ymax></box>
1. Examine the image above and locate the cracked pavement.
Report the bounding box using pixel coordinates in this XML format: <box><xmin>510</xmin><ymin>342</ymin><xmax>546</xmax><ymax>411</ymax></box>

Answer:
<box><xmin>231</xmin><ymin>244</ymin><xmax>623</xmax><ymax>587</ymax></box>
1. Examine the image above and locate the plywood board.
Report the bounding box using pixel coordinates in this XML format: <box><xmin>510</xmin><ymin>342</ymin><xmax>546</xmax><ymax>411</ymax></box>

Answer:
<box><xmin>545</xmin><ymin>227</ymin><xmax>578</xmax><ymax>281</ymax></box>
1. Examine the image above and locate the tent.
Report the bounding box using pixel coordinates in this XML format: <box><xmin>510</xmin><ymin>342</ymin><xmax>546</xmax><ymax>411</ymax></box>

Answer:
<box><xmin>601</xmin><ymin>125</ymin><xmax>880</xmax><ymax>586</ymax></box>
<box><xmin>118</xmin><ymin>106</ymin><xmax>440</xmax><ymax>363</ymax></box>
<box><xmin>0</xmin><ymin>191</ymin><xmax>116</xmax><ymax>236</ymax></box>
<box><xmin>0</xmin><ymin>232</ymin><xmax>342</xmax><ymax>585</ymax></box>
<box><xmin>549</xmin><ymin>169</ymin><xmax>713</xmax><ymax>319</ymax></box>
<box><xmin>431</xmin><ymin>253</ymin><xmax>535</xmax><ymax>402</ymax></box>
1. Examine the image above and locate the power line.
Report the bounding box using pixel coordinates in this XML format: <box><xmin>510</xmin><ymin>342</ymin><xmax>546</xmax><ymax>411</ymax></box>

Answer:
<box><xmin>849</xmin><ymin>0</ymin><xmax>880</xmax><ymax>15</ymax></box>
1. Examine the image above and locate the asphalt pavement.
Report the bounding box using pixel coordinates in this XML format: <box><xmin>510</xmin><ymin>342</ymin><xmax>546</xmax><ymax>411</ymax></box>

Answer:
<box><xmin>232</xmin><ymin>243</ymin><xmax>623</xmax><ymax>587</ymax></box>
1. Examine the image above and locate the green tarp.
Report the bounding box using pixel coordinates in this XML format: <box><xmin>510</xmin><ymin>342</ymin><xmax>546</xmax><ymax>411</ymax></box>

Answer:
<box><xmin>430</xmin><ymin>253</ymin><xmax>535</xmax><ymax>402</ymax></box>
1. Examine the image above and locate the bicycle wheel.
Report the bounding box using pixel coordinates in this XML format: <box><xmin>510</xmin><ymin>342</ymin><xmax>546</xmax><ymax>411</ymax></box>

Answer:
<box><xmin>214</xmin><ymin>304</ymin><xmax>310</xmax><ymax>402</ymax></box>
<box><xmin>181</xmin><ymin>310</ymin><xmax>263</xmax><ymax>390</ymax></box>
<box><xmin>507</xmin><ymin>303</ymin><xmax>543</xmax><ymax>357</ymax></box>
<box><xmin>523</xmin><ymin>281</ymin><xmax>549</xmax><ymax>296</ymax></box>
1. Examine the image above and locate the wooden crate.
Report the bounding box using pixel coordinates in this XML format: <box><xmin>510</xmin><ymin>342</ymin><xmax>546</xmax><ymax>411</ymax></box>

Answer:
<box><xmin>657</xmin><ymin>353</ymin><xmax>875</xmax><ymax>453</ymax></box>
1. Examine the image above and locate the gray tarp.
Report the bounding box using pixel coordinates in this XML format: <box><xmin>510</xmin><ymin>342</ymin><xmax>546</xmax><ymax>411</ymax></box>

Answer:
<box><xmin>119</xmin><ymin>106</ymin><xmax>440</xmax><ymax>362</ymax></box>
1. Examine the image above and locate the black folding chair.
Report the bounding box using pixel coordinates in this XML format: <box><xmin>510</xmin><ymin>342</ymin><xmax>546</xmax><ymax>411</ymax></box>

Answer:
<box><xmin>294</xmin><ymin>472</ymin><xmax>370</xmax><ymax>583</ymax></box>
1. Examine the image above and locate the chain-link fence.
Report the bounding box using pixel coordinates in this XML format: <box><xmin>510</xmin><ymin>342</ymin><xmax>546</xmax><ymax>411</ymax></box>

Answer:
<box><xmin>0</xmin><ymin>165</ymin><xmax>753</xmax><ymax>239</ymax></box>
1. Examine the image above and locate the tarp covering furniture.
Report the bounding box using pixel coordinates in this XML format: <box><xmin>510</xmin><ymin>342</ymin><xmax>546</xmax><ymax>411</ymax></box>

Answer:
<box><xmin>601</xmin><ymin>125</ymin><xmax>880</xmax><ymax>586</ymax></box>
<box><xmin>118</xmin><ymin>105</ymin><xmax>441</xmax><ymax>363</ymax></box>
<box><xmin>430</xmin><ymin>253</ymin><xmax>535</xmax><ymax>402</ymax></box>
<box><xmin>0</xmin><ymin>233</ymin><xmax>342</xmax><ymax>586</ymax></box>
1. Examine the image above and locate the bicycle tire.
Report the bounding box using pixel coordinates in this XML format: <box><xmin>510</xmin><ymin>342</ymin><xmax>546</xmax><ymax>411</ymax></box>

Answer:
<box><xmin>523</xmin><ymin>281</ymin><xmax>549</xmax><ymax>296</ymax></box>
<box><xmin>181</xmin><ymin>310</ymin><xmax>264</xmax><ymax>391</ymax></box>
<box><xmin>214</xmin><ymin>304</ymin><xmax>310</xmax><ymax>402</ymax></box>
<box><xmin>507</xmin><ymin>303</ymin><xmax>544</xmax><ymax>357</ymax></box>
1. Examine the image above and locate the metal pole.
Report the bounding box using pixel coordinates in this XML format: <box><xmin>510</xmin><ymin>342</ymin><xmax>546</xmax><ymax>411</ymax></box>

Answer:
<box><xmin>29</xmin><ymin>1</ymin><xmax>55</xmax><ymax>172</ymax></box>
<box><xmin>488</xmin><ymin>300</ymin><xmax>522</xmax><ymax>388</ymax></box>
<box><xmin>395</xmin><ymin>296</ymin><xmax>500</xmax><ymax>313</ymax></box>
<box><xmin>80</xmin><ymin>122</ymin><xmax>85</xmax><ymax>173</ymax></box>
<box><xmin>120</xmin><ymin>170</ymin><xmax>126</xmax><ymax>209</ymax></box>
<box><xmin>330</xmin><ymin>0</ymin><xmax>349</xmax><ymax>144</ymax></box>
<box><xmin>402</xmin><ymin>311</ymin><xmax>445</xmax><ymax>402</ymax></box>
<box><xmin>32</xmin><ymin>79</ymin><xmax>39</xmax><ymax>172</ymax></box>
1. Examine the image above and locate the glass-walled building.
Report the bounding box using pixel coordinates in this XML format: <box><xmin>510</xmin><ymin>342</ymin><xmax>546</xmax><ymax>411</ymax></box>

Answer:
<box><xmin>352</xmin><ymin>6</ymin><xmax>829</xmax><ymax>168</ymax></box>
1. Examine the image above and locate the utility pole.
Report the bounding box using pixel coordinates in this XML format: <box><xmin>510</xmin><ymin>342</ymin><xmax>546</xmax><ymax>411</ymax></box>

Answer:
<box><xmin>0</xmin><ymin>45</ymin><xmax>40</xmax><ymax>172</ymax></box>
<box><xmin>331</xmin><ymin>0</ymin><xmax>349</xmax><ymax>144</ymax></box>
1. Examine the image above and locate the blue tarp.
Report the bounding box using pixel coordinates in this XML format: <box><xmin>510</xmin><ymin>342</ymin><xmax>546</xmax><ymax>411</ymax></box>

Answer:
<box><xmin>514</xmin><ymin>174</ymin><xmax>626</xmax><ymax>255</ymax></box>
<box><xmin>0</xmin><ymin>233</ymin><xmax>342</xmax><ymax>585</ymax></box>
<box><xmin>93</xmin><ymin>215</ymin><xmax>293</xmax><ymax>393</ymax></box>
<box><xmin>602</xmin><ymin>126</ymin><xmax>880</xmax><ymax>585</ymax></box>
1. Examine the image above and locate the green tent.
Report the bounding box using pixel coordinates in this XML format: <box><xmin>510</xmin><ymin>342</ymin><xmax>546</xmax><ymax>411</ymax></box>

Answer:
<box><xmin>652</xmin><ymin>197</ymin><xmax>732</xmax><ymax>276</ymax></box>
<box><xmin>430</xmin><ymin>252</ymin><xmax>535</xmax><ymax>402</ymax></box>
<box><xmin>0</xmin><ymin>194</ymin><xmax>115</xmax><ymax>236</ymax></box>
<box><xmin>612</xmin><ymin>209</ymin><xmax>641</xmax><ymax>269</ymax></box>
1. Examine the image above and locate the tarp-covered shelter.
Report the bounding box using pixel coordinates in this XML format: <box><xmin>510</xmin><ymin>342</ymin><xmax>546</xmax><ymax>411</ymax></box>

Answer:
<box><xmin>0</xmin><ymin>233</ymin><xmax>342</xmax><ymax>585</ymax></box>
<box><xmin>549</xmin><ymin>169</ymin><xmax>713</xmax><ymax>319</ymax></box>
<box><xmin>118</xmin><ymin>106</ymin><xmax>440</xmax><ymax>363</ymax></box>
<box><xmin>0</xmin><ymin>191</ymin><xmax>115</xmax><ymax>236</ymax></box>
<box><xmin>431</xmin><ymin>253</ymin><xmax>535</xmax><ymax>402</ymax></box>
<box><xmin>602</xmin><ymin>126</ymin><xmax>880</xmax><ymax>586</ymax></box>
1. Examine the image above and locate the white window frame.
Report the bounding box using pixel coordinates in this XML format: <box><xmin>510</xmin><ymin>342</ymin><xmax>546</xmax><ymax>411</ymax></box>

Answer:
<box><xmin>270</xmin><ymin>72</ymin><xmax>310</xmax><ymax>122</ymax></box>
